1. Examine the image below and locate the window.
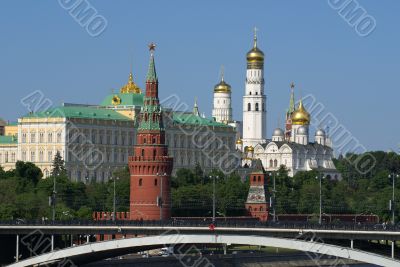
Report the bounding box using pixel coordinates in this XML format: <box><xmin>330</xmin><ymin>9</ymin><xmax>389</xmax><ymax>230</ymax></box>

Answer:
<box><xmin>22</xmin><ymin>133</ymin><xmax>27</xmax><ymax>143</ymax></box>
<box><xmin>141</xmin><ymin>149</ymin><xmax>145</xmax><ymax>157</ymax></box>
<box><xmin>11</xmin><ymin>153</ymin><xmax>15</xmax><ymax>162</ymax></box>
<box><xmin>274</xmin><ymin>159</ymin><xmax>278</xmax><ymax>167</ymax></box>
<box><xmin>152</xmin><ymin>137</ymin><xmax>156</xmax><ymax>144</ymax></box>
<box><xmin>255</xmin><ymin>103</ymin><xmax>259</xmax><ymax>111</ymax></box>
<box><xmin>39</xmin><ymin>151</ymin><xmax>44</xmax><ymax>162</ymax></box>
<box><xmin>57</xmin><ymin>132</ymin><xmax>62</xmax><ymax>143</ymax></box>
<box><xmin>154</xmin><ymin>179</ymin><xmax>158</xmax><ymax>186</ymax></box>
<box><xmin>48</xmin><ymin>133</ymin><xmax>53</xmax><ymax>143</ymax></box>
<box><xmin>5</xmin><ymin>152</ymin><xmax>8</xmax><ymax>163</ymax></box>
<box><xmin>31</xmin><ymin>151</ymin><xmax>35</xmax><ymax>162</ymax></box>
<box><xmin>153</xmin><ymin>149</ymin><xmax>156</xmax><ymax>158</ymax></box>
<box><xmin>39</xmin><ymin>133</ymin><xmax>44</xmax><ymax>143</ymax></box>
<box><xmin>258</xmin><ymin>176</ymin><xmax>261</xmax><ymax>182</ymax></box>
<box><xmin>270</xmin><ymin>159</ymin><xmax>273</xmax><ymax>167</ymax></box>
<box><xmin>247</xmin><ymin>103</ymin><xmax>251</xmax><ymax>111</ymax></box>
<box><xmin>139</xmin><ymin>178</ymin><xmax>143</xmax><ymax>186</ymax></box>
<box><xmin>249</xmin><ymin>91</ymin><xmax>252</xmax><ymax>95</ymax></box>
<box><xmin>22</xmin><ymin>151</ymin><xmax>26</xmax><ymax>161</ymax></box>
<box><xmin>255</xmin><ymin>92</ymin><xmax>258</xmax><ymax>95</ymax></box>
<box><xmin>253</xmin><ymin>176</ymin><xmax>256</xmax><ymax>182</ymax></box>
<box><xmin>31</xmin><ymin>133</ymin><xmax>36</xmax><ymax>143</ymax></box>
<box><xmin>48</xmin><ymin>151</ymin><xmax>53</xmax><ymax>161</ymax></box>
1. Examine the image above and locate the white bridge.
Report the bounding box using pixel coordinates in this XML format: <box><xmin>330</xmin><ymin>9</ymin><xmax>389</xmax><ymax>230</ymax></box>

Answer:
<box><xmin>7</xmin><ymin>233</ymin><xmax>400</xmax><ymax>267</ymax></box>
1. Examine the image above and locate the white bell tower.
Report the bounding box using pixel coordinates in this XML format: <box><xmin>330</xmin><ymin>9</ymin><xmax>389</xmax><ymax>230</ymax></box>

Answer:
<box><xmin>242</xmin><ymin>28</ymin><xmax>267</xmax><ymax>150</ymax></box>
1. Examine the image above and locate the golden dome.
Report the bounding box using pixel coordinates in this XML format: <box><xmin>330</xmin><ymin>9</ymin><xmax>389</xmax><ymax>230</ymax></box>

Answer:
<box><xmin>247</xmin><ymin>145</ymin><xmax>254</xmax><ymax>152</ymax></box>
<box><xmin>214</xmin><ymin>76</ymin><xmax>231</xmax><ymax>93</ymax></box>
<box><xmin>246</xmin><ymin>31</ymin><xmax>264</xmax><ymax>63</ymax></box>
<box><xmin>236</xmin><ymin>139</ymin><xmax>243</xmax><ymax>145</ymax></box>
<box><xmin>291</xmin><ymin>100</ymin><xmax>310</xmax><ymax>125</ymax></box>
<box><xmin>120</xmin><ymin>72</ymin><xmax>141</xmax><ymax>94</ymax></box>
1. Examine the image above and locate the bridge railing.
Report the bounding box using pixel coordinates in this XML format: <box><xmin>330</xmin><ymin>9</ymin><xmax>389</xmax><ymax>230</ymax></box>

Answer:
<box><xmin>0</xmin><ymin>219</ymin><xmax>398</xmax><ymax>232</ymax></box>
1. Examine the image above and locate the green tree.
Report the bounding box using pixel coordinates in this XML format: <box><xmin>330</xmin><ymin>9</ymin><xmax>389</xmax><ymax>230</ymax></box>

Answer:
<box><xmin>51</xmin><ymin>151</ymin><xmax>66</xmax><ymax>177</ymax></box>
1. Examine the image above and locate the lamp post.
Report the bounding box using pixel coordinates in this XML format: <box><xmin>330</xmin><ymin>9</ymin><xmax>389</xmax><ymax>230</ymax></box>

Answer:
<box><xmin>209</xmin><ymin>175</ymin><xmax>219</xmax><ymax>223</ymax></box>
<box><xmin>157</xmin><ymin>173</ymin><xmax>167</xmax><ymax>221</ymax></box>
<box><xmin>52</xmin><ymin>174</ymin><xmax>56</xmax><ymax>222</ymax></box>
<box><xmin>269</xmin><ymin>172</ymin><xmax>276</xmax><ymax>222</ymax></box>
<box><xmin>316</xmin><ymin>173</ymin><xmax>325</xmax><ymax>225</ymax></box>
<box><xmin>389</xmin><ymin>173</ymin><xmax>399</xmax><ymax>225</ymax></box>
<box><xmin>110</xmin><ymin>174</ymin><xmax>119</xmax><ymax>222</ymax></box>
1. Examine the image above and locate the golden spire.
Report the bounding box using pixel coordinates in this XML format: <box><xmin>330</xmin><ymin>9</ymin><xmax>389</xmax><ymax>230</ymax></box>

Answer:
<box><xmin>120</xmin><ymin>71</ymin><xmax>141</xmax><ymax>94</ymax></box>
<box><xmin>253</xmin><ymin>26</ymin><xmax>258</xmax><ymax>48</ymax></box>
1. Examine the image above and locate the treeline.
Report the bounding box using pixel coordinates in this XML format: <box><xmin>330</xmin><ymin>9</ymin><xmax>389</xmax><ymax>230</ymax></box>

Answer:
<box><xmin>0</xmin><ymin>151</ymin><xmax>399</xmax><ymax>221</ymax></box>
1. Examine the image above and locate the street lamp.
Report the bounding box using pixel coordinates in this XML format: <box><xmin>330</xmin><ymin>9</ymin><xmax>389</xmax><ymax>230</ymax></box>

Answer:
<box><xmin>209</xmin><ymin>175</ymin><xmax>219</xmax><ymax>223</ymax></box>
<box><xmin>156</xmin><ymin>172</ymin><xmax>167</xmax><ymax>221</ymax></box>
<box><xmin>269</xmin><ymin>172</ymin><xmax>277</xmax><ymax>222</ymax></box>
<box><xmin>316</xmin><ymin>173</ymin><xmax>325</xmax><ymax>225</ymax></box>
<box><xmin>110</xmin><ymin>174</ymin><xmax>119</xmax><ymax>222</ymax></box>
<box><xmin>389</xmin><ymin>173</ymin><xmax>399</xmax><ymax>225</ymax></box>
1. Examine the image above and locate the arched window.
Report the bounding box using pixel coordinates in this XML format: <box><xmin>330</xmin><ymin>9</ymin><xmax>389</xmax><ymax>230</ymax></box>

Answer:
<box><xmin>152</xmin><ymin>137</ymin><xmax>156</xmax><ymax>144</ymax></box>
<box><xmin>269</xmin><ymin>159</ymin><xmax>273</xmax><ymax>167</ymax></box>
<box><xmin>255</xmin><ymin>103</ymin><xmax>259</xmax><ymax>111</ymax></box>
<box><xmin>154</xmin><ymin>179</ymin><xmax>158</xmax><ymax>186</ymax></box>
<box><xmin>258</xmin><ymin>176</ymin><xmax>261</xmax><ymax>182</ymax></box>
<box><xmin>139</xmin><ymin>178</ymin><xmax>143</xmax><ymax>186</ymax></box>
<box><xmin>253</xmin><ymin>176</ymin><xmax>256</xmax><ymax>182</ymax></box>
<box><xmin>247</xmin><ymin>103</ymin><xmax>251</xmax><ymax>111</ymax></box>
<box><xmin>153</xmin><ymin>149</ymin><xmax>156</xmax><ymax>158</ymax></box>
<box><xmin>255</xmin><ymin>91</ymin><xmax>258</xmax><ymax>95</ymax></box>
<box><xmin>141</xmin><ymin>149</ymin><xmax>144</xmax><ymax>157</ymax></box>
<box><xmin>260</xmin><ymin>207</ymin><xmax>263</xmax><ymax>211</ymax></box>
<box><xmin>143</xmin><ymin>138</ymin><xmax>147</xmax><ymax>144</ymax></box>
<box><xmin>249</xmin><ymin>91</ymin><xmax>252</xmax><ymax>95</ymax></box>
<box><xmin>274</xmin><ymin>159</ymin><xmax>278</xmax><ymax>167</ymax></box>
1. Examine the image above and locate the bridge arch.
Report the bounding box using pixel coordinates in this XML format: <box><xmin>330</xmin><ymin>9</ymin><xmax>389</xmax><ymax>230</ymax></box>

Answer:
<box><xmin>8</xmin><ymin>234</ymin><xmax>400</xmax><ymax>267</ymax></box>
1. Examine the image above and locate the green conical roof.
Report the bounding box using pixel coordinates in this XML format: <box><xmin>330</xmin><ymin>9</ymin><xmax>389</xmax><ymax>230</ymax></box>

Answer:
<box><xmin>146</xmin><ymin>53</ymin><xmax>157</xmax><ymax>82</ymax></box>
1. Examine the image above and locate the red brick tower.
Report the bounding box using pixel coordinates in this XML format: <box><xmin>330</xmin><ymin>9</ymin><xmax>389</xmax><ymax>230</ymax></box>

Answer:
<box><xmin>128</xmin><ymin>44</ymin><xmax>173</xmax><ymax>220</ymax></box>
<box><xmin>245</xmin><ymin>159</ymin><xmax>269</xmax><ymax>222</ymax></box>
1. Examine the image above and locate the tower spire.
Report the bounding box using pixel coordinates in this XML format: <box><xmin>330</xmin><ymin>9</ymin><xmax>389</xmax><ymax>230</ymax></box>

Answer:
<box><xmin>193</xmin><ymin>97</ymin><xmax>200</xmax><ymax>116</ymax></box>
<box><xmin>146</xmin><ymin>43</ymin><xmax>157</xmax><ymax>82</ymax></box>
<box><xmin>288</xmin><ymin>82</ymin><xmax>295</xmax><ymax>114</ymax></box>
<box><xmin>220</xmin><ymin>65</ymin><xmax>225</xmax><ymax>82</ymax></box>
<box><xmin>253</xmin><ymin>27</ymin><xmax>258</xmax><ymax>48</ymax></box>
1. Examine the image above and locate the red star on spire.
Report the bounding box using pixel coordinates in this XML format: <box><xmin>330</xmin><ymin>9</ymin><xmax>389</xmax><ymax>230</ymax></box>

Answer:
<box><xmin>148</xmin><ymin>42</ymin><xmax>156</xmax><ymax>51</ymax></box>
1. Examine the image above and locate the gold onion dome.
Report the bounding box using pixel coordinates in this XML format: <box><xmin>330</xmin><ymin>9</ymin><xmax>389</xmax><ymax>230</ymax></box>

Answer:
<box><xmin>247</xmin><ymin>31</ymin><xmax>264</xmax><ymax>63</ymax></box>
<box><xmin>291</xmin><ymin>100</ymin><xmax>310</xmax><ymax>125</ymax></box>
<box><xmin>236</xmin><ymin>139</ymin><xmax>243</xmax><ymax>145</ymax></box>
<box><xmin>247</xmin><ymin>146</ymin><xmax>254</xmax><ymax>152</ymax></box>
<box><xmin>214</xmin><ymin>76</ymin><xmax>231</xmax><ymax>93</ymax></box>
<box><xmin>120</xmin><ymin>72</ymin><xmax>142</xmax><ymax>94</ymax></box>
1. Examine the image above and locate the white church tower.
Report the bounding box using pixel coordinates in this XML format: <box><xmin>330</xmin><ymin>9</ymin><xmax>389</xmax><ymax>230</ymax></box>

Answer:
<box><xmin>212</xmin><ymin>69</ymin><xmax>232</xmax><ymax>124</ymax></box>
<box><xmin>242</xmin><ymin>28</ymin><xmax>267</xmax><ymax>150</ymax></box>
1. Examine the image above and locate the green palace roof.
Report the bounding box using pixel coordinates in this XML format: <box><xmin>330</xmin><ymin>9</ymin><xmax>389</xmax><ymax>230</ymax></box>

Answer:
<box><xmin>0</xmin><ymin>135</ymin><xmax>17</xmax><ymax>144</ymax></box>
<box><xmin>100</xmin><ymin>93</ymin><xmax>144</xmax><ymax>107</ymax></box>
<box><xmin>22</xmin><ymin>106</ymin><xmax>131</xmax><ymax>121</ymax></box>
<box><xmin>172</xmin><ymin>112</ymin><xmax>230</xmax><ymax>127</ymax></box>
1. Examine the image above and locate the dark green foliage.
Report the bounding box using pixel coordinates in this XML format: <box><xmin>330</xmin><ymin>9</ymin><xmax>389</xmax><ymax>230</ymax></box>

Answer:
<box><xmin>51</xmin><ymin>151</ymin><xmax>66</xmax><ymax>177</ymax></box>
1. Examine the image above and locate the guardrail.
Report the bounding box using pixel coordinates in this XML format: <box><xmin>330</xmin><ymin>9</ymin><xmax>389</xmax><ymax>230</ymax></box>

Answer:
<box><xmin>0</xmin><ymin>219</ymin><xmax>398</xmax><ymax>232</ymax></box>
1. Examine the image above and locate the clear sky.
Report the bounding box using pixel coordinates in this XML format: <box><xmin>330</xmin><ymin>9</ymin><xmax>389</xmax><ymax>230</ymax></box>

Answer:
<box><xmin>0</xmin><ymin>0</ymin><xmax>398</xmax><ymax>152</ymax></box>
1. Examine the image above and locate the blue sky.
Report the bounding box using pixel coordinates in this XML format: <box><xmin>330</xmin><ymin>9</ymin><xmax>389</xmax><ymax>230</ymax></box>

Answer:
<box><xmin>0</xmin><ymin>0</ymin><xmax>398</xmax><ymax>152</ymax></box>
